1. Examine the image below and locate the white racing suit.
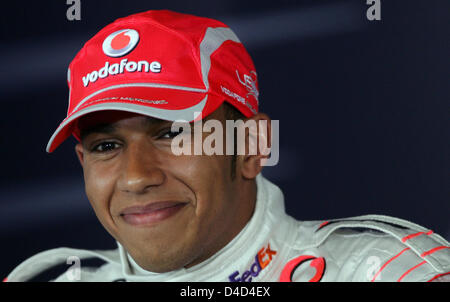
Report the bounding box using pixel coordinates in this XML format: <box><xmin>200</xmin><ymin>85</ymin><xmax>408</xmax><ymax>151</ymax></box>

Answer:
<box><xmin>6</xmin><ymin>175</ymin><xmax>450</xmax><ymax>282</ymax></box>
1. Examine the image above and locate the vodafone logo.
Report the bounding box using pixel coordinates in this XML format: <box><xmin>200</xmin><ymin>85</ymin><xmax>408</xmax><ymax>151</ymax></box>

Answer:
<box><xmin>102</xmin><ymin>29</ymin><xmax>139</xmax><ymax>57</ymax></box>
<box><xmin>81</xmin><ymin>28</ymin><xmax>161</xmax><ymax>87</ymax></box>
<box><xmin>280</xmin><ymin>255</ymin><xmax>326</xmax><ymax>282</ymax></box>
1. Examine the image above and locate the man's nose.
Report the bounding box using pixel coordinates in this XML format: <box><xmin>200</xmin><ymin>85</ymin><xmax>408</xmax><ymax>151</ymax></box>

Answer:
<box><xmin>117</xmin><ymin>140</ymin><xmax>165</xmax><ymax>194</ymax></box>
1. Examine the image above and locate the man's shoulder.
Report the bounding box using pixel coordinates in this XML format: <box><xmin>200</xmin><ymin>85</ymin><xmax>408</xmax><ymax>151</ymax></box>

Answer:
<box><xmin>5</xmin><ymin>246</ymin><xmax>123</xmax><ymax>282</ymax></box>
<box><xmin>289</xmin><ymin>214</ymin><xmax>450</xmax><ymax>281</ymax></box>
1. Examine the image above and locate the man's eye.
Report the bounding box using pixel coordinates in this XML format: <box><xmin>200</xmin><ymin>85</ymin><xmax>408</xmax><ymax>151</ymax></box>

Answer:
<box><xmin>92</xmin><ymin>142</ymin><xmax>120</xmax><ymax>152</ymax></box>
<box><xmin>159</xmin><ymin>129</ymin><xmax>183</xmax><ymax>139</ymax></box>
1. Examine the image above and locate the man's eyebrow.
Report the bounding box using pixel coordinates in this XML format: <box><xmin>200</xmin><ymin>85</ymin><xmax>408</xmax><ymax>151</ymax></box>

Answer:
<box><xmin>79</xmin><ymin>123</ymin><xmax>117</xmax><ymax>141</ymax></box>
<box><xmin>78</xmin><ymin>116</ymin><xmax>172</xmax><ymax>141</ymax></box>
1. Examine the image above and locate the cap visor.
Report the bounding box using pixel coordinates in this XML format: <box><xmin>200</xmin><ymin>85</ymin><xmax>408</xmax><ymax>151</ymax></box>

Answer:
<box><xmin>46</xmin><ymin>85</ymin><xmax>224</xmax><ymax>153</ymax></box>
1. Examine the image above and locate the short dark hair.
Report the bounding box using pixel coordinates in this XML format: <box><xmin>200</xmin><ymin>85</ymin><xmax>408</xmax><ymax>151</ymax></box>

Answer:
<box><xmin>222</xmin><ymin>101</ymin><xmax>246</xmax><ymax>180</ymax></box>
<box><xmin>223</xmin><ymin>101</ymin><xmax>246</xmax><ymax>121</ymax></box>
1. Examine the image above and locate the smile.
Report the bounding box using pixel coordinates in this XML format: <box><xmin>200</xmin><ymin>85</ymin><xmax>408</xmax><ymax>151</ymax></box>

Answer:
<box><xmin>120</xmin><ymin>201</ymin><xmax>187</xmax><ymax>226</ymax></box>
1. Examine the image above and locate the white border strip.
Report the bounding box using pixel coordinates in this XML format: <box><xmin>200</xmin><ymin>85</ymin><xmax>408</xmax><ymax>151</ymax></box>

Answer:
<box><xmin>70</xmin><ymin>83</ymin><xmax>207</xmax><ymax>115</ymax></box>
<box><xmin>46</xmin><ymin>95</ymin><xmax>207</xmax><ymax>152</ymax></box>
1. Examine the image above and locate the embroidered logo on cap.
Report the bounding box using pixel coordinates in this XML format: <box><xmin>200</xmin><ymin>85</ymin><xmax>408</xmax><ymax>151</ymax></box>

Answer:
<box><xmin>102</xmin><ymin>29</ymin><xmax>140</xmax><ymax>57</ymax></box>
<box><xmin>236</xmin><ymin>70</ymin><xmax>259</xmax><ymax>102</ymax></box>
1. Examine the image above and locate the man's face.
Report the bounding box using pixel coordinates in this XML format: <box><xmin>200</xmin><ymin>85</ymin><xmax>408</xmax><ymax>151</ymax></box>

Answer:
<box><xmin>75</xmin><ymin>106</ymin><xmax>255</xmax><ymax>273</ymax></box>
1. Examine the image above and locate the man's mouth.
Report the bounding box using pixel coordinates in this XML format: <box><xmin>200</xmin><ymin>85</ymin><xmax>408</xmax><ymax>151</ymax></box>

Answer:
<box><xmin>120</xmin><ymin>201</ymin><xmax>187</xmax><ymax>226</ymax></box>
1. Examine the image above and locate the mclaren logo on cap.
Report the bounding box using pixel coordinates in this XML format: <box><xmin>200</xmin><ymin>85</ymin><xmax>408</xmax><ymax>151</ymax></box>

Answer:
<box><xmin>102</xmin><ymin>29</ymin><xmax>140</xmax><ymax>57</ymax></box>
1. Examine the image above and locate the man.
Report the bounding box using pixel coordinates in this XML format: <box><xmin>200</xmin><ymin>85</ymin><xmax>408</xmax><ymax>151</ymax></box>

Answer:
<box><xmin>6</xmin><ymin>10</ymin><xmax>449</xmax><ymax>282</ymax></box>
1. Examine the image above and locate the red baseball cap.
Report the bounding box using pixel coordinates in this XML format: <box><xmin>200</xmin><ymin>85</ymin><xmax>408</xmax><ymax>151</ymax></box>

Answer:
<box><xmin>46</xmin><ymin>9</ymin><xmax>259</xmax><ymax>153</ymax></box>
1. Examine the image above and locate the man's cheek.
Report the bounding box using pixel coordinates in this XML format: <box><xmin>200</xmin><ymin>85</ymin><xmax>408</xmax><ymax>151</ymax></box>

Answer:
<box><xmin>84</xmin><ymin>172</ymin><xmax>113</xmax><ymax>219</ymax></box>
<box><xmin>85</xmin><ymin>164</ymin><xmax>115</xmax><ymax>192</ymax></box>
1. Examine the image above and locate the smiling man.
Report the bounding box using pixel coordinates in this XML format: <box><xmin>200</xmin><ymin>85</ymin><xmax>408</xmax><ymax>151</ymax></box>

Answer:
<box><xmin>74</xmin><ymin>106</ymin><xmax>263</xmax><ymax>273</ymax></box>
<box><xmin>6</xmin><ymin>10</ymin><xmax>449</xmax><ymax>282</ymax></box>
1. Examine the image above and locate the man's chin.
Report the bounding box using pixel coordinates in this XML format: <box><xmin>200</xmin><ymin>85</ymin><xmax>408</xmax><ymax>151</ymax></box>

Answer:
<box><xmin>121</xmin><ymin>237</ymin><xmax>200</xmax><ymax>273</ymax></box>
<box><xmin>130</xmin><ymin>251</ymin><xmax>197</xmax><ymax>273</ymax></box>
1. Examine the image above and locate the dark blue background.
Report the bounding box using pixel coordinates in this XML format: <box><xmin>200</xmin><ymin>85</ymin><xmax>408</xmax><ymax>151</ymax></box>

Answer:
<box><xmin>1</xmin><ymin>0</ymin><xmax>449</xmax><ymax>278</ymax></box>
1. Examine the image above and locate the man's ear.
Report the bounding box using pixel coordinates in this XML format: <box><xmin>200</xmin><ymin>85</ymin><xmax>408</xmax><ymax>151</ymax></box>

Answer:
<box><xmin>75</xmin><ymin>143</ymin><xmax>85</xmax><ymax>167</ymax></box>
<box><xmin>240</xmin><ymin>113</ymin><xmax>272</xmax><ymax>180</ymax></box>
